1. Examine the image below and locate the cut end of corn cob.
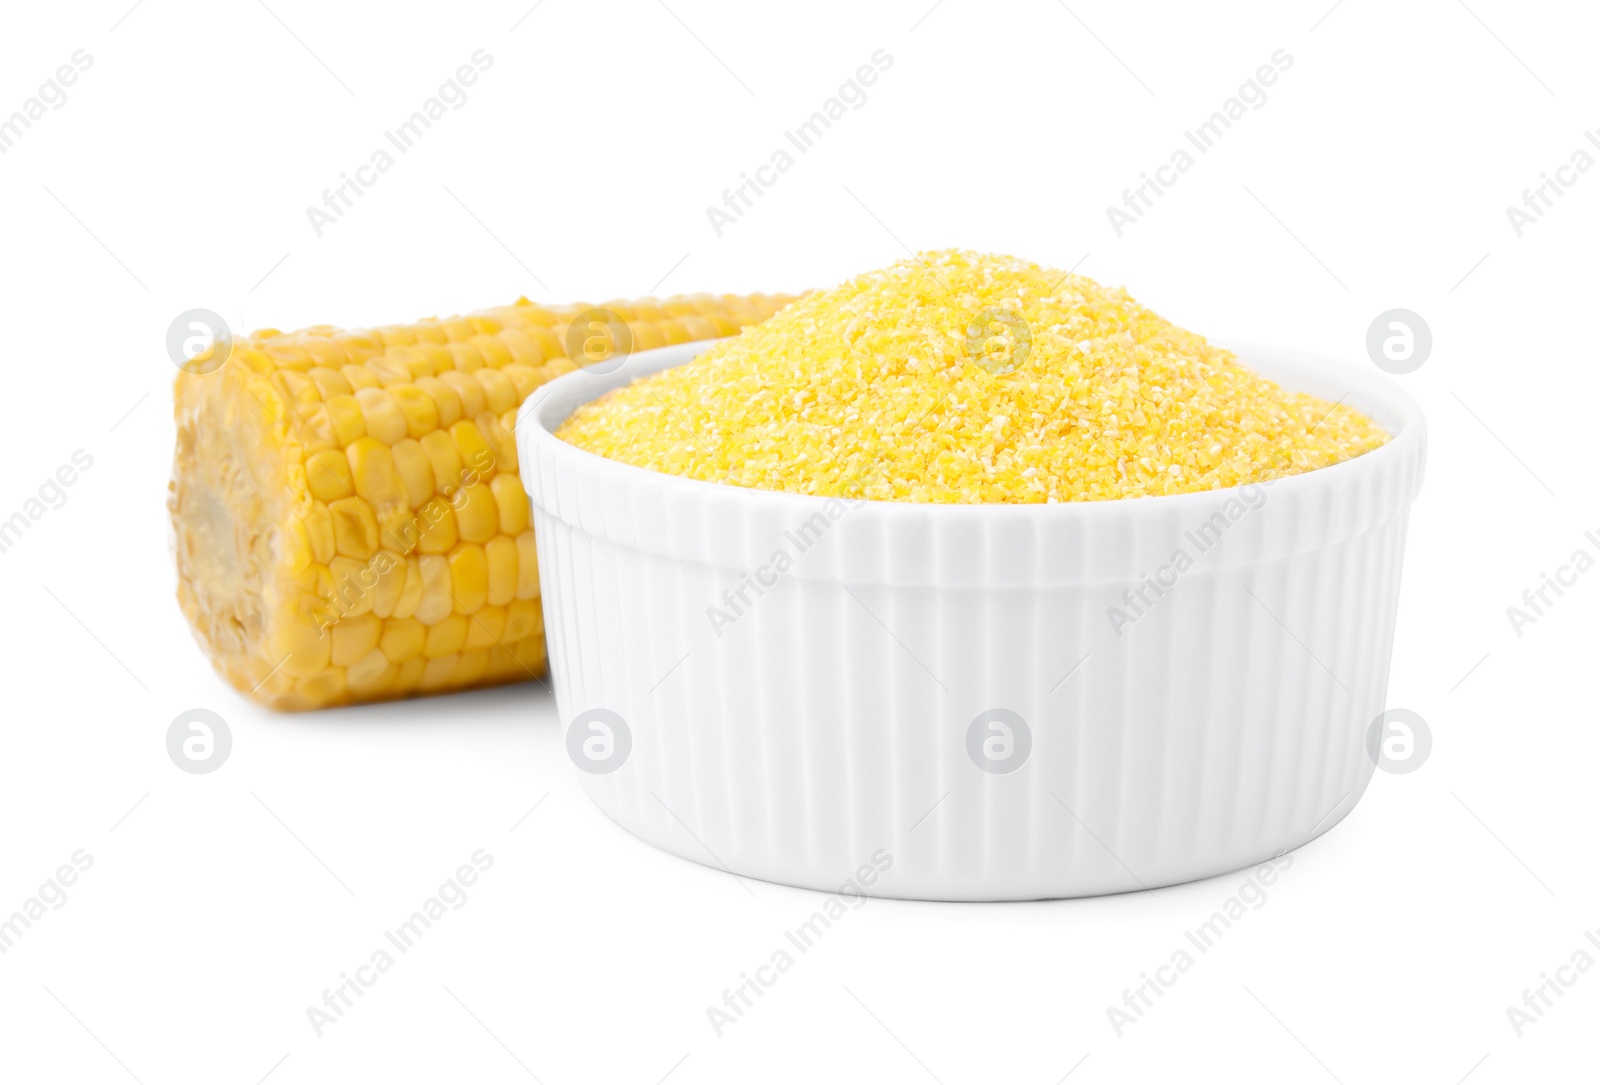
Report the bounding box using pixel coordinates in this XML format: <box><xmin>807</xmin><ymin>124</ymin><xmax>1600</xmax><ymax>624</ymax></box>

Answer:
<box><xmin>170</xmin><ymin>292</ymin><xmax>796</xmax><ymax>711</ymax></box>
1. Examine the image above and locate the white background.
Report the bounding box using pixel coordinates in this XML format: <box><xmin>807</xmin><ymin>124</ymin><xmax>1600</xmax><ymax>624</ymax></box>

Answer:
<box><xmin>1</xmin><ymin>0</ymin><xmax>1595</xmax><ymax>1081</ymax></box>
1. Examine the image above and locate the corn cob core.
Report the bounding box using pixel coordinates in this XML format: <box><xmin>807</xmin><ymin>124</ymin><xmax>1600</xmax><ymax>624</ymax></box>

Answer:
<box><xmin>171</xmin><ymin>292</ymin><xmax>795</xmax><ymax>710</ymax></box>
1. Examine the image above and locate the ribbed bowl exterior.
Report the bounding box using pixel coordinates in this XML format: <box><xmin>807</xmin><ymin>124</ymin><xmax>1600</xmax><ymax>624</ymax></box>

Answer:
<box><xmin>517</xmin><ymin>341</ymin><xmax>1427</xmax><ymax>900</ymax></box>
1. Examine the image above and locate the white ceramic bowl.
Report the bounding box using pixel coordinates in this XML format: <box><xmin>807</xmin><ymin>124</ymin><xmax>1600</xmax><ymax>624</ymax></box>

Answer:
<box><xmin>516</xmin><ymin>340</ymin><xmax>1426</xmax><ymax>901</ymax></box>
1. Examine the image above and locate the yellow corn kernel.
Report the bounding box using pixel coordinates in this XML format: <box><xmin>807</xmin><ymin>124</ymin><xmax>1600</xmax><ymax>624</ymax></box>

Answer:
<box><xmin>416</xmin><ymin>376</ymin><xmax>462</xmax><ymax>427</ymax></box>
<box><xmin>393</xmin><ymin>656</ymin><xmax>427</xmax><ymax>694</ymax></box>
<box><xmin>346</xmin><ymin>649</ymin><xmax>395</xmax><ymax>696</ymax></box>
<box><xmin>273</xmin><ymin>370</ymin><xmax>319</xmax><ymax>411</ymax></box>
<box><xmin>484</xmin><ymin>535</ymin><xmax>518</xmax><ymax>607</ymax></box>
<box><xmin>302</xmin><ymin>503</ymin><xmax>335</xmax><ymax>565</ymax></box>
<box><xmin>416</xmin><ymin>342</ymin><xmax>454</xmax><ymax>374</ymax></box>
<box><xmin>484</xmin><ymin>644</ymin><xmax>517</xmax><ymax>679</ymax></box>
<box><xmin>527</xmin><ymin>326</ymin><xmax>562</xmax><ymax>360</ymax></box>
<box><xmin>355</xmin><ymin>387</ymin><xmax>408</xmax><ymax>444</ymax></box>
<box><xmin>369</xmin><ymin>550</ymin><xmax>407</xmax><ymax>617</ymax></box>
<box><xmin>448</xmin><ymin>342</ymin><xmax>486</xmax><ymax>372</ymax></box>
<box><xmin>328</xmin><ymin>557</ymin><xmax>375</xmax><ymax>617</ymax></box>
<box><xmin>630</xmin><ymin>323</ymin><xmax>665</xmax><ymax>352</ymax></box>
<box><xmin>328</xmin><ymin>498</ymin><xmax>380</xmax><ymax>560</ymax></box>
<box><xmin>365</xmin><ymin>353</ymin><xmax>411</xmax><ymax>385</ymax></box>
<box><xmin>419</xmin><ymin>430</ymin><xmax>463</xmax><ymax>496</ymax></box>
<box><xmin>414</xmin><ymin>553</ymin><xmax>453</xmax><ymax>625</ymax></box>
<box><xmin>341</xmin><ymin>364</ymin><xmax>380</xmax><ymax>391</ymax></box>
<box><xmin>391</xmin><ymin>383</ymin><xmax>441</xmax><ymax>438</ymax></box>
<box><xmin>301</xmin><ymin>337</ymin><xmax>347</xmax><ymax>369</ymax></box>
<box><xmin>470</xmin><ymin>334</ymin><xmax>511</xmax><ymax>368</ymax></box>
<box><xmin>325</xmin><ymin>395</ymin><xmax>366</xmax><ymax>446</ymax></box>
<box><xmin>391</xmin><ymin>555</ymin><xmax>423</xmax><ymax>619</ymax></box>
<box><xmin>294</xmin><ymin>668</ymin><xmax>346</xmax><ymax>706</ymax></box>
<box><xmin>505</xmin><ymin>598</ymin><xmax>542</xmax><ymax>641</ymax></box>
<box><xmin>490</xmin><ymin>474</ymin><xmax>528</xmax><ymax>536</ymax></box>
<box><xmin>502</xmin><ymin>364</ymin><xmax>541</xmax><ymax>401</ymax></box>
<box><xmin>448</xmin><ymin>543</ymin><xmax>488</xmax><ymax>613</ymax></box>
<box><xmin>415</xmin><ymin>499</ymin><xmax>458</xmax><ymax>554</ymax></box>
<box><xmin>286</xmin><ymin>519</ymin><xmax>314</xmax><ymax>576</ymax></box>
<box><xmin>346</xmin><ymin>438</ymin><xmax>404</xmax><ymax>507</ymax></box>
<box><xmin>477</xmin><ymin>414</ymin><xmax>516</xmax><ymax>475</ymax></box>
<box><xmin>269</xmin><ymin>622</ymin><xmax>331</xmax><ymax>678</ymax></box>
<box><xmin>424</xmin><ymin>613</ymin><xmax>469</xmax><ymax>658</ymax></box>
<box><xmin>292</xmin><ymin>562</ymin><xmax>332</xmax><ymax>600</ymax></box>
<box><xmin>440</xmin><ymin>370</ymin><xmax>487</xmax><ymax>418</ymax></box>
<box><xmin>376</xmin><ymin>505</ymin><xmax>415</xmax><ymax>556</ymax></box>
<box><xmin>306</xmin><ymin>448</ymin><xmax>355</xmax><ymax>502</ymax></box>
<box><xmin>335</xmin><ymin>332</ymin><xmax>383</xmax><ymax>365</ymax></box>
<box><xmin>678</xmin><ymin>315</ymin><xmax>717</xmax><ymax>341</ymax></box>
<box><xmin>507</xmin><ymin>634</ymin><xmax>544</xmax><ymax>673</ymax></box>
<box><xmin>391</xmin><ymin>439</ymin><xmax>435</xmax><ymax>508</ymax></box>
<box><xmin>475</xmin><ymin>368</ymin><xmax>518</xmax><ymax>415</ymax></box>
<box><xmin>262</xmin><ymin>340</ymin><xmax>312</xmax><ymax>369</ymax></box>
<box><xmin>380</xmin><ymin>617</ymin><xmax>426</xmax><ymax>662</ymax></box>
<box><xmin>455</xmin><ymin>649</ymin><xmax>489</xmax><ymax>686</ymax></box>
<box><xmin>330</xmin><ymin>613</ymin><xmax>382</xmax><ymax>667</ymax></box>
<box><xmin>540</xmin><ymin>356</ymin><xmax>577</xmax><ymax>382</ymax></box>
<box><xmin>419</xmin><ymin>655</ymin><xmax>459</xmax><ymax>691</ymax></box>
<box><xmin>499</xmin><ymin>328</ymin><xmax>544</xmax><ymax>367</ymax></box>
<box><xmin>455</xmin><ymin>482</ymin><xmax>498</xmax><ymax>544</ymax></box>
<box><xmin>464</xmin><ymin>604</ymin><xmax>506</xmax><ymax>649</ymax></box>
<box><xmin>450</xmin><ymin>420</ymin><xmax>493</xmax><ymax>476</ymax></box>
<box><xmin>294</xmin><ymin>407</ymin><xmax>338</xmax><ymax>453</ymax></box>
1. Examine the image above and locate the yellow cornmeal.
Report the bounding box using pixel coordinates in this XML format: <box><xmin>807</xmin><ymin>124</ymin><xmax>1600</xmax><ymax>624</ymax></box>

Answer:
<box><xmin>557</xmin><ymin>250</ymin><xmax>1390</xmax><ymax>504</ymax></box>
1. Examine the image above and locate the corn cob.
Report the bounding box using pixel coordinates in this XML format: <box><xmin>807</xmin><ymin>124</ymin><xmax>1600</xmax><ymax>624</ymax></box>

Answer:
<box><xmin>171</xmin><ymin>292</ymin><xmax>795</xmax><ymax>711</ymax></box>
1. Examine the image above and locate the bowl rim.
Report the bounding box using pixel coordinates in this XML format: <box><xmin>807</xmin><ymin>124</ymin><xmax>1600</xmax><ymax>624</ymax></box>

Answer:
<box><xmin>516</xmin><ymin>337</ymin><xmax>1426</xmax><ymax>520</ymax></box>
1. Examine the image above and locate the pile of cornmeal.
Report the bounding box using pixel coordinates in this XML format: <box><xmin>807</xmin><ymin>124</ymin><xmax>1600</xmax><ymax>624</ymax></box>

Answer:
<box><xmin>557</xmin><ymin>250</ymin><xmax>1389</xmax><ymax>503</ymax></box>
